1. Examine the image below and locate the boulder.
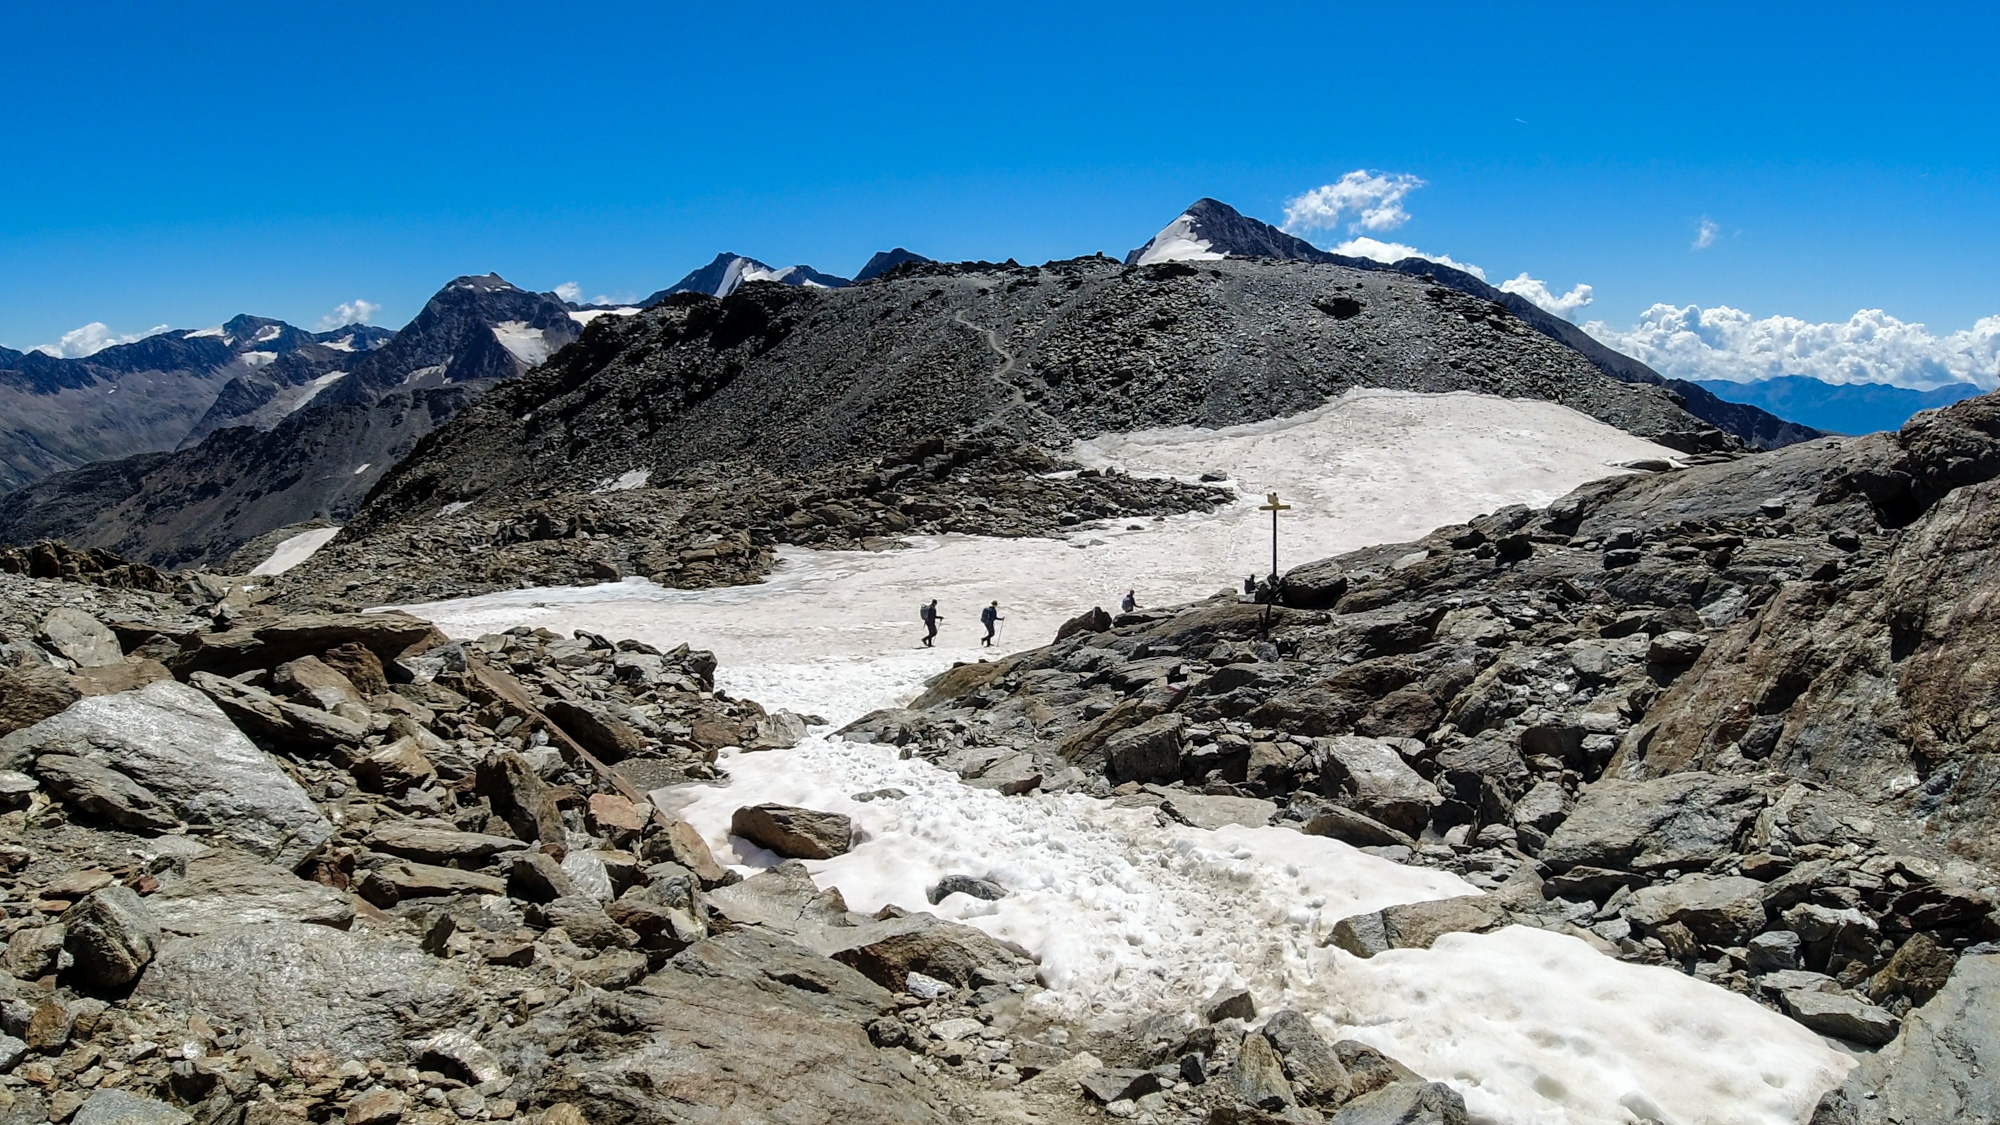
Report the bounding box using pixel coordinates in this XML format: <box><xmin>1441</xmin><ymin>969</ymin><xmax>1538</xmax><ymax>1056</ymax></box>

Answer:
<box><xmin>731</xmin><ymin>803</ymin><xmax>854</xmax><ymax>859</ymax></box>
<box><xmin>134</xmin><ymin>922</ymin><xmax>475</xmax><ymax>1062</ymax></box>
<box><xmin>1868</xmin><ymin>932</ymin><xmax>1957</xmax><ymax>1009</ymax></box>
<box><xmin>477</xmin><ymin>752</ymin><xmax>565</xmax><ymax>851</ymax></box>
<box><xmin>1625</xmin><ymin>876</ymin><xmax>1768</xmax><ymax>946</ymax></box>
<box><xmin>1316</xmin><ymin>736</ymin><xmax>1440</xmax><ymax>836</ymax></box>
<box><xmin>1334</xmin><ymin>1041</ymin><xmax>1422</xmax><ymax>1100</ymax></box>
<box><xmin>824</xmin><ymin>911</ymin><xmax>1036</xmax><ymax>992</ymax></box>
<box><xmin>351</xmin><ymin>738</ymin><xmax>436</xmax><ymax>795</ymax></box>
<box><xmin>1280</xmin><ymin>559</ymin><xmax>1349</xmax><ymax>610</ymax></box>
<box><xmin>61</xmin><ymin>885</ymin><xmax>160</xmax><ymax>990</ymax></box>
<box><xmin>185</xmin><ymin>671</ymin><xmax>367</xmax><ymax>751</ymax></box>
<box><xmin>1230</xmin><ymin>1030</ymin><xmax>1296</xmax><ymax>1110</ymax></box>
<box><xmin>1055</xmin><ymin>607</ymin><xmax>1113</xmax><ymax>641</ymax></box>
<box><xmin>1329</xmin><ymin>896</ymin><xmax>1507</xmax><ymax>958</ymax></box>
<box><xmin>1300</xmin><ymin>806</ymin><xmax>1417</xmax><ymax>850</ymax></box>
<box><xmin>271</xmin><ymin>656</ymin><xmax>366</xmax><ymax>713</ymax></box>
<box><xmin>1809</xmin><ymin>954</ymin><xmax>1999</xmax><ymax>1123</ymax></box>
<box><xmin>40</xmin><ymin>609</ymin><xmax>123</xmax><ymax>668</ymax></box>
<box><xmin>1103</xmin><ymin>714</ymin><xmax>1185</xmax><ymax>784</ymax></box>
<box><xmin>537</xmin><ymin>896</ymin><xmax>632</xmax><ymax>950</ymax></box>
<box><xmin>7</xmin><ymin>680</ymin><xmax>331</xmax><ymax>866</ymax></box>
<box><xmin>1262</xmin><ymin>1009</ymin><xmax>1352</xmax><ymax>1107</ymax></box>
<box><xmin>359</xmin><ymin>862</ymin><xmax>507</xmax><ymax>907</ymax></box>
<box><xmin>364</xmin><ymin>825</ymin><xmax>528</xmax><ymax>866</ymax></box>
<box><xmin>30</xmin><ymin>754</ymin><xmax>178</xmax><ymax>832</ymax></box>
<box><xmin>506</xmin><ymin>851</ymin><xmax>577</xmax><ymax>904</ymax></box>
<box><xmin>145</xmin><ymin>848</ymin><xmax>354</xmax><ymax>935</ymax></box>
<box><xmin>70</xmin><ymin>1091</ymin><xmax>192</xmax><ymax>1125</ymax></box>
<box><xmin>174</xmin><ymin>612</ymin><xmax>441</xmax><ymax>677</ymax></box>
<box><xmin>0</xmin><ymin>661</ymin><xmax>79</xmax><ymax>736</ymax></box>
<box><xmin>1646</xmin><ymin>631</ymin><xmax>1708</xmax><ymax>665</ymax></box>
<box><xmin>546</xmin><ymin>699</ymin><xmax>649</xmax><ymax>762</ymax></box>
<box><xmin>1539</xmin><ymin>772</ymin><xmax>1763</xmax><ymax>874</ymax></box>
<box><xmin>1327</xmin><ymin>1081</ymin><xmax>1470</xmax><ymax>1124</ymax></box>
<box><xmin>1</xmin><ymin>925</ymin><xmax>66</xmax><ymax>980</ymax></box>
<box><xmin>1781</xmin><ymin>989</ymin><xmax>1900</xmax><ymax>1046</ymax></box>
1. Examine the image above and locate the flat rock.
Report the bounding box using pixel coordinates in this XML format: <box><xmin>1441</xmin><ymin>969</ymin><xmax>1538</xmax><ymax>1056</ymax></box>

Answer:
<box><xmin>360</xmin><ymin>861</ymin><xmax>507</xmax><ymax>906</ymax></box>
<box><xmin>135</xmin><ymin>922</ymin><xmax>475</xmax><ymax>1062</ymax></box>
<box><xmin>1781</xmin><ymin>989</ymin><xmax>1900</xmax><ymax>1047</ymax></box>
<box><xmin>30</xmin><ymin>753</ymin><xmax>179</xmax><ymax>833</ymax></box>
<box><xmin>71</xmin><ymin>1090</ymin><xmax>192</xmax><ymax>1125</ymax></box>
<box><xmin>41</xmin><ymin>609</ymin><xmax>124</xmax><ymax>668</ymax></box>
<box><xmin>824</xmin><ymin>911</ymin><xmax>1037</xmax><ymax>992</ymax></box>
<box><xmin>1300</xmin><ymin>805</ymin><xmax>1417</xmax><ymax>850</ymax></box>
<box><xmin>146</xmin><ymin>848</ymin><xmax>354</xmax><ymax>935</ymax></box>
<box><xmin>1317</xmin><ymin>735</ymin><xmax>1440</xmax><ymax>835</ymax></box>
<box><xmin>1157</xmin><ymin>790</ymin><xmax>1277</xmax><ymax>830</ymax></box>
<box><xmin>364</xmin><ymin>825</ymin><xmax>528</xmax><ymax>866</ymax></box>
<box><xmin>1626</xmin><ymin>875</ymin><xmax>1768</xmax><ymax>946</ymax></box>
<box><xmin>6</xmin><ymin>680</ymin><xmax>331</xmax><ymax>865</ymax></box>
<box><xmin>731</xmin><ymin>803</ymin><xmax>854</xmax><ymax>859</ymax></box>
<box><xmin>1328</xmin><ymin>1080</ymin><xmax>1471</xmax><ymax>1124</ymax></box>
<box><xmin>1330</xmin><ymin>895</ymin><xmax>1507</xmax><ymax>958</ymax></box>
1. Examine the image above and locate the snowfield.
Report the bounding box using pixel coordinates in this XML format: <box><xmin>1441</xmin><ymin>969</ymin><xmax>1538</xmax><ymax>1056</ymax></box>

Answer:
<box><xmin>249</xmin><ymin>526</ymin><xmax>342</xmax><ymax>575</ymax></box>
<box><xmin>490</xmin><ymin>321</ymin><xmax>552</xmax><ymax>366</ymax></box>
<box><xmin>399</xmin><ymin>390</ymin><xmax>1851</xmax><ymax>1124</ymax></box>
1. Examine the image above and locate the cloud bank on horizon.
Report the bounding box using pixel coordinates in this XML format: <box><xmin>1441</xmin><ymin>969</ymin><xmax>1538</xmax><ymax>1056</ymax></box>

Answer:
<box><xmin>29</xmin><ymin>321</ymin><xmax>171</xmax><ymax>359</ymax></box>
<box><xmin>1284</xmin><ymin>171</ymin><xmax>1998</xmax><ymax>390</ymax></box>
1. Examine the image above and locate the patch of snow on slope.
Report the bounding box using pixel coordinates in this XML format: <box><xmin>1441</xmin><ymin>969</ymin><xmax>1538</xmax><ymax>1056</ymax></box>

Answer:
<box><xmin>186</xmin><ymin>326</ymin><xmax>227</xmax><ymax>339</ymax></box>
<box><xmin>249</xmin><ymin>527</ymin><xmax>342</xmax><ymax>576</ymax></box>
<box><xmin>491</xmin><ymin>322</ymin><xmax>552</xmax><ymax>366</ymax></box>
<box><xmin>352</xmin><ymin>463</ymin><xmax>371</xmax><ymax>475</ymax></box>
<box><xmin>591</xmin><ymin>469</ymin><xmax>650</xmax><ymax>492</ymax></box>
<box><xmin>567</xmin><ymin>307</ymin><xmax>642</xmax><ymax>326</ymax></box>
<box><xmin>252</xmin><ymin>324</ymin><xmax>283</xmax><ymax>343</ymax></box>
<box><xmin>285</xmin><ymin>371</ymin><xmax>347</xmax><ymax>416</ymax></box>
<box><xmin>1135</xmin><ymin>213</ymin><xmax>1226</xmax><ymax>266</ymax></box>
<box><xmin>321</xmin><ymin>335</ymin><xmax>355</xmax><ymax>352</ymax></box>
<box><xmin>240</xmin><ymin>351</ymin><xmax>277</xmax><ymax>368</ymax></box>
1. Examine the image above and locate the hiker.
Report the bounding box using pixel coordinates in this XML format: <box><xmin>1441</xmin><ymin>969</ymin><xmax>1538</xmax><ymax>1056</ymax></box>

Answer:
<box><xmin>980</xmin><ymin>600</ymin><xmax>1003</xmax><ymax>646</ymax></box>
<box><xmin>1243</xmin><ymin>575</ymin><xmax>1257</xmax><ymax>596</ymax></box>
<box><xmin>919</xmin><ymin>599</ymin><xmax>941</xmax><ymax>647</ymax></box>
<box><xmin>1121</xmin><ymin>589</ymin><xmax>1138</xmax><ymax>614</ymax></box>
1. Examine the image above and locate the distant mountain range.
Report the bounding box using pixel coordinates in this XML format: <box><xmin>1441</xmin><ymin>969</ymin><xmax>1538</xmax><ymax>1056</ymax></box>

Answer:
<box><xmin>1125</xmin><ymin>198</ymin><xmax>1824</xmax><ymax>451</ymax></box>
<box><xmin>1695</xmin><ymin>376</ymin><xmax>1984</xmax><ymax>436</ymax></box>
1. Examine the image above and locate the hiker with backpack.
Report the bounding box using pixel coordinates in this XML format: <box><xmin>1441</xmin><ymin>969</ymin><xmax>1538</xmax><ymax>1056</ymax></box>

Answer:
<box><xmin>920</xmin><ymin>599</ymin><xmax>942</xmax><ymax>647</ymax></box>
<box><xmin>980</xmin><ymin>600</ymin><xmax>1003</xmax><ymax>646</ymax></box>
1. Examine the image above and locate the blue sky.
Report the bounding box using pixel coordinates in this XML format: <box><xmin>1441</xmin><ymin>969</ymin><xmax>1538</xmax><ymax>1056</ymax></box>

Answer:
<box><xmin>3</xmin><ymin>2</ymin><xmax>1996</xmax><ymax>386</ymax></box>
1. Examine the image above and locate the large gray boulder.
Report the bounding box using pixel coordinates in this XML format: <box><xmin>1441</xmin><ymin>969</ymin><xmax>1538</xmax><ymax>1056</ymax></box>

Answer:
<box><xmin>135</xmin><ymin>922</ymin><xmax>475</xmax><ymax>1062</ymax></box>
<box><xmin>1317</xmin><ymin>736</ymin><xmax>1441</xmax><ymax>835</ymax></box>
<box><xmin>145</xmin><ymin>848</ymin><xmax>354</xmax><ymax>935</ymax></box>
<box><xmin>1540</xmin><ymin>772</ymin><xmax>1763</xmax><ymax>873</ymax></box>
<box><xmin>1810</xmin><ymin>954</ymin><xmax>2000</xmax><ymax>1123</ymax></box>
<box><xmin>1625</xmin><ymin>875</ymin><xmax>1768</xmax><ymax>946</ymax></box>
<box><xmin>30</xmin><ymin>754</ymin><xmax>179</xmax><ymax>832</ymax></box>
<box><xmin>1328</xmin><ymin>1080</ymin><xmax>1470</xmax><ymax>1124</ymax></box>
<box><xmin>5</xmin><ymin>680</ymin><xmax>331</xmax><ymax>865</ymax></box>
<box><xmin>62</xmin><ymin>885</ymin><xmax>160</xmax><ymax>990</ymax></box>
<box><xmin>40</xmin><ymin>609</ymin><xmax>123</xmax><ymax>668</ymax></box>
<box><xmin>730</xmin><ymin>804</ymin><xmax>854</xmax><ymax>860</ymax></box>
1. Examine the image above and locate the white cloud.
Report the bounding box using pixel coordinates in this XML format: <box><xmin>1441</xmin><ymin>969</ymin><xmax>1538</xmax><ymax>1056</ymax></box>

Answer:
<box><xmin>1283</xmin><ymin>171</ymin><xmax>1427</xmax><ymax>234</ymax></box>
<box><xmin>315</xmin><ymin>300</ymin><xmax>380</xmax><ymax>332</ymax></box>
<box><xmin>1584</xmin><ymin>304</ymin><xmax>2000</xmax><ymax>391</ymax></box>
<box><xmin>1331</xmin><ymin>236</ymin><xmax>1488</xmax><ymax>281</ymax></box>
<box><xmin>554</xmin><ymin>282</ymin><xmax>583</xmax><ymax>303</ymax></box>
<box><xmin>1692</xmin><ymin>217</ymin><xmax>1720</xmax><ymax>250</ymax></box>
<box><xmin>31</xmin><ymin>322</ymin><xmax>171</xmax><ymax>358</ymax></box>
<box><xmin>1499</xmin><ymin>273</ymin><xmax>1595</xmax><ymax>322</ymax></box>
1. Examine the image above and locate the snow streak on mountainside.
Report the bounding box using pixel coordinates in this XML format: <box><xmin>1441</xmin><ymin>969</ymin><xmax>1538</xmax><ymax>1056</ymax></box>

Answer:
<box><xmin>644</xmin><ymin>253</ymin><xmax>852</xmax><ymax>303</ymax></box>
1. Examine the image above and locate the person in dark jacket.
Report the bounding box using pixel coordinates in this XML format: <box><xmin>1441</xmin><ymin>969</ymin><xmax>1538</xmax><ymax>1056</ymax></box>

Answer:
<box><xmin>1121</xmin><ymin>589</ymin><xmax>1138</xmax><ymax>614</ymax></box>
<box><xmin>980</xmin><ymin>601</ymin><xmax>1003</xmax><ymax>646</ymax></box>
<box><xmin>920</xmin><ymin>599</ymin><xmax>941</xmax><ymax>647</ymax></box>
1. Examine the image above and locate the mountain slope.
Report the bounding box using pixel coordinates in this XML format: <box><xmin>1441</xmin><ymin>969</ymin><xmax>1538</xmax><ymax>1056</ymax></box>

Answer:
<box><xmin>1695</xmin><ymin>375</ymin><xmax>1984</xmax><ymax>435</ymax></box>
<box><xmin>349</xmin><ymin>253</ymin><xmax>1726</xmax><ymax>541</ymax></box>
<box><xmin>0</xmin><ymin>315</ymin><xmax>377</xmax><ymax>493</ymax></box>
<box><xmin>854</xmin><ymin>248</ymin><xmax>933</xmax><ymax>282</ymax></box>
<box><xmin>1126</xmin><ymin>199</ymin><xmax>1825</xmax><ymax>450</ymax></box>
<box><xmin>643</xmin><ymin>253</ymin><xmax>852</xmax><ymax>303</ymax></box>
<box><xmin>0</xmin><ymin>275</ymin><xmax>578</xmax><ymax>567</ymax></box>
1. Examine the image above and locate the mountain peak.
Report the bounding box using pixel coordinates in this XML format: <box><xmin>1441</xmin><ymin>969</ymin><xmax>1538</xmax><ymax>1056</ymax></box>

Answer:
<box><xmin>1125</xmin><ymin>198</ymin><xmax>1335</xmax><ymax>267</ymax></box>
<box><xmin>854</xmin><ymin>248</ymin><xmax>932</xmax><ymax>283</ymax></box>
<box><xmin>644</xmin><ymin>254</ymin><xmax>852</xmax><ymax>304</ymax></box>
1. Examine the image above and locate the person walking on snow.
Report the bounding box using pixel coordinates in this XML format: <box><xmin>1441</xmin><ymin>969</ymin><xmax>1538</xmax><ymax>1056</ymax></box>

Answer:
<box><xmin>980</xmin><ymin>601</ymin><xmax>1003</xmax><ymax>646</ymax></box>
<box><xmin>920</xmin><ymin>599</ymin><xmax>941</xmax><ymax>647</ymax></box>
<box><xmin>1121</xmin><ymin>589</ymin><xmax>1138</xmax><ymax>614</ymax></box>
